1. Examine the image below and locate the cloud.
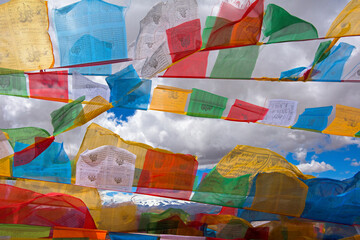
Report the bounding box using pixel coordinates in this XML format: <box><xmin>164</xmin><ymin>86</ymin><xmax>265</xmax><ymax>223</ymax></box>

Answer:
<box><xmin>351</xmin><ymin>159</ymin><xmax>360</xmax><ymax>167</ymax></box>
<box><xmin>297</xmin><ymin>160</ymin><xmax>335</xmax><ymax>173</ymax></box>
<box><xmin>345</xmin><ymin>157</ymin><xmax>352</xmax><ymax>161</ymax></box>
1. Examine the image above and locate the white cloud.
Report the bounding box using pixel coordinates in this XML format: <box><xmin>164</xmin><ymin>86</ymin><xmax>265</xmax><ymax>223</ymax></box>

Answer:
<box><xmin>351</xmin><ymin>159</ymin><xmax>360</xmax><ymax>167</ymax></box>
<box><xmin>297</xmin><ymin>160</ymin><xmax>335</xmax><ymax>173</ymax></box>
<box><xmin>345</xmin><ymin>157</ymin><xmax>352</xmax><ymax>161</ymax></box>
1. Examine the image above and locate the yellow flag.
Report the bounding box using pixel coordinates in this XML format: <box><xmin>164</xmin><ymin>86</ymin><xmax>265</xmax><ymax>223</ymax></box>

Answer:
<box><xmin>99</xmin><ymin>203</ymin><xmax>138</xmax><ymax>232</ymax></box>
<box><xmin>323</xmin><ymin>105</ymin><xmax>360</xmax><ymax>137</ymax></box>
<box><xmin>326</xmin><ymin>0</ymin><xmax>360</xmax><ymax>37</ymax></box>
<box><xmin>216</xmin><ymin>145</ymin><xmax>308</xmax><ymax>181</ymax></box>
<box><xmin>150</xmin><ymin>85</ymin><xmax>192</xmax><ymax>113</ymax></box>
<box><xmin>0</xmin><ymin>0</ymin><xmax>54</xmax><ymax>71</ymax></box>
<box><xmin>249</xmin><ymin>172</ymin><xmax>308</xmax><ymax>217</ymax></box>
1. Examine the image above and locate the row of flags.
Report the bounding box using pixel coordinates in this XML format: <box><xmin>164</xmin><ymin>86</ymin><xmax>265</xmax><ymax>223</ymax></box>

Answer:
<box><xmin>2</xmin><ymin>0</ymin><xmax>360</xmax><ymax>81</ymax></box>
<box><xmin>2</xmin><ymin>123</ymin><xmax>360</xmax><ymax>226</ymax></box>
<box><xmin>1</xmin><ymin>65</ymin><xmax>360</xmax><ymax>138</ymax></box>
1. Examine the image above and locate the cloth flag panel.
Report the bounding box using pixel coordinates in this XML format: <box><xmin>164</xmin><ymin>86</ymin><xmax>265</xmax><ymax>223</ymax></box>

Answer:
<box><xmin>76</xmin><ymin>145</ymin><xmax>136</xmax><ymax>192</ymax></box>
<box><xmin>259</xmin><ymin>99</ymin><xmax>298</xmax><ymax>127</ymax></box>
<box><xmin>53</xmin><ymin>227</ymin><xmax>107</xmax><ymax>240</ymax></box>
<box><xmin>163</xmin><ymin>51</ymin><xmax>210</xmax><ymax>78</ymax></box>
<box><xmin>291</xmin><ymin>106</ymin><xmax>333</xmax><ymax>132</ymax></box>
<box><xmin>323</xmin><ymin>105</ymin><xmax>360</xmax><ymax>137</ymax></box>
<box><xmin>203</xmin><ymin>0</ymin><xmax>264</xmax><ymax>50</ymax></box>
<box><xmin>99</xmin><ymin>203</ymin><xmax>137</xmax><ymax>232</ymax></box>
<box><xmin>0</xmin><ymin>131</ymin><xmax>12</xmax><ymax>177</ymax></box>
<box><xmin>311</xmin><ymin>42</ymin><xmax>355</xmax><ymax>82</ymax></box>
<box><xmin>187</xmin><ymin>88</ymin><xmax>228</xmax><ymax>118</ymax></box>
<box><xmin>226</xmin><ymin>99</ymin><xmax>268</xmax><ymax>122</ymax></box>
<box><xmin>191</xmin><ymin>168</ymin><xmax>250</xmax><ymax>208</ymax></box>
<box><xmin>1</xmin><ymin>127</ymin><xmax>50</xmax><ymax>149</ymax></box>
<box><xmin>109</xmin><ymin>232</ymin><xmax>158</xmax><ymax>240</ymax></box>
<box><xmin>0</xmin><ymin>224</ymin><xmax>50</xmax><ymax>239</ymax></box>
<box><xmin>166</xmin><ymin>19</ymin><xmax>202</xmax><ymax>63</ymax></box>
<box><xmin>250</xmin><ymin>172</ymin><xmax>308</xmax><ymax>217</ymax></box>
<box><xmin>51</xmin><ymin>96</ymin><xmax>85</xmax><ymax>136</ymax></box>
<box><xmin>0</xmin><ymin>0</ymin><xmax>54</xmax><ymax>71</ymax></box>
<box><xmin>0</xmin><ymin>184</ymin><xmax>96</xmax><ymax>229</ymax></box>
<box><xmin>71</xmin><ymin>71</ymin><xmax>110</xmax><ymax>101</ymax></box>
<box><xmin>0</xmin><ymin>73</ymin><xmax>28</xmax><ymax>97</ymax></box>
<box><xmin>15</xmin><ymin>179</ymin><xmax>102</xmax><ymax>226</ymax></box>
<box><xmin>210</xmin><ymin>45</ymin><xmax>260</xmax><ymax>79</ymax></box>
<box><xmin>28</xmin><ymin>71</ymin><xmax>69</xmax><ymax>102</ymax></box>
<box><xmin>215</xmin><ymin>145</ymin><xmax>307</xmax><ymax>180</ymax></box>
<box><xmin>160</xmin><ymin>235</ymin><xmax>206</xmax><ymax>240</ymax></box>
<box><xmin>326</xmin><ymin>0</ymin><xmax>360</xmax><ymax>38</ymax></box>
<box><xmin>117</xmin><ymin>79</ymin><xmax>152</xmax><ymax>110</ymax></box>
<box><xmin>263</xmin><ymin>4</ymin><xmax>318</xmax><ymax>43</ymax></box>
<box><xmin>13</xmin><ymin>141</ymin><xmax>71</xmax><ymax>184</ymax></box>
<box><xmin>136</xmin><ymin>149</ymin><xmax>198</xmax><ymax>200</ymax></box>
<box><xmin>13</xmin><ymin>136</ymin><xmax>55</xmax><ymax>167</ymax></box>
<box><xmin>54</xmin><ymin>0</ymin><xmax>128</xmax><ymax>74</ymax></box>
<box><xmin>150</xmin><ymin>85</ymin><xmax>192</xmax><ymax>113</ymax></box>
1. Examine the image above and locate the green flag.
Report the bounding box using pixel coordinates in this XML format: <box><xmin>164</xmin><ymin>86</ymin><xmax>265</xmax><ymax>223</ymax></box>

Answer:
<box><xmin>263</xmin><ymin>4</ymin><xmax>318</xmax><ymax>43</ymax></box>
<box><xmin>51</xmin><ymin>96</ymin><xmax>85</xmax><ymax>136</ymax></box>
<box><xmin>1</xmin><ymin>127</ymin><xmax>50</xmax><ymax>148</ymax></box>
<box><xmin>0</xmin><ymin>73</ymin><xmax>28</xmax><ymax>97</ymax></box>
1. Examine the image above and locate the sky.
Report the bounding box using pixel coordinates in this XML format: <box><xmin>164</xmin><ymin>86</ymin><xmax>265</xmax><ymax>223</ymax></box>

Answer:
<box><xmin>1</xmin><ymin>0</ymin><xmax>360</xmax><ymax>181</ymax></box>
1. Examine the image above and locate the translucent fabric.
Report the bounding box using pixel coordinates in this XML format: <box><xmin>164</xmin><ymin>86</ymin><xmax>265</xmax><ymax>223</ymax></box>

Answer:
<box><xmin>263</xmin><ymin>4</ymin><xmax>318</xmax><ymax>43</ymax></box>
<box><xmin>109</xmin><ymin>232</ymin><xmax>158</xmax><ymax>240</ymax></box>
<box><xmin>163</xmin><ymin>51</ymin><xmax>209</xmax><ymax>78</ymax></box>
<box><xmin>1</xmin><ymin>127</ymin><xmax>50</xmax><ymax>148</ymax></box>
<box><xmin>326</xmin><ymin>0</ymin><xmax>360</xmax><ymax>38</ymax></box>
<box><xmin>203</xmin><ymin>0</ymin><xmax>264</xmax><ymax>50</ymax></box>
<box><xmin>73</xmin><ymin>123</ymin><xmax>187</xmax><ymax>187</ymax></box>
<box><xmin>106</xmin><ymin>65</ymin><xmax>151</xmax><ymax>109</ymax></box>
<box><xmin>98</xmin><ymin>203</ymin><xmax>137</xmax><ymax>232</ymax></box>
<box><xmin>71</xmin><ymin>71</ymin><xmax>110</xmax><ymax>101</ymax></box>
<box><xmin>0</xmin><ymin>224</ymin><xmax>50</xmax><ymax>238</ymax></box>
<box><xmin>75</xmin><ymin>145</ymin><xmax>136</xmax><ymax>192</ymax></box>
<box><xmin>187</xmin><ymin>88</ymin><xmax>228</xmax><ymax>118</ymax></box>
<box><xmin>51</xmin><ymin>96</ymin><xmax>85</xmax><ymax>136</ymax></box>
<box><xmin>28</xmin><ymin>71</ymin><xmax>69</xmax><ymax>102</ymax></box>
<box><xmin>0</xmin><ymin>0</ymin><xmax>54</xmax><ymax>71</ymax></box>
<box><xmin>191</xmin><ymin>168</ymin><xmax>250</xmax><ymax>208</ymax></box>
<box><xmin>54</xmin><ymin>0</ymin><xmax>127</xmax><ymax>74</ymax></box>
<box><xmin>312</xmin><ymin>42</ymin><xmax>355</xmax><ymax>82</ymax></box>
<box><xmin>250</xmin><ymin>172</ymin><xmax>308</xmax><ymax>217</ymax></box>
<box><xmin>215</xmin><ymin>145</ymin><xmax>307</xmax><ymax>180</ymax></box>
<box><xmin>291</xmin><ymin>106</ymin><xmax>333</xmax><ymax>132</ymax></box>
<box><xmin>0</xmin><ymin>73</ymin><xmax>28</xmax><ymax>97</ymax></box>
<box><xmin>53</xmin><ymin>227</ymin><xmax>107</xmax><ymax>240</ymax></box>
<box><xmin>226</xmin><ymin>99</ymin><xmax>268</xmax><ymax>122</ymax></box>
<box><xmin>136</xmin><ymin>149</ymin><xmax>198</xmax><ymax>200</ymax></box>
<box><xmin>210</xmin><ymin>45</ymin><xmax>260</xmax><ymax>79</ymax></box>
<box><xmin>160</xmin><ymin>235</ymin><xmax>205</xmax><ymax>240</ymax></box>
<box><xmin>150</xmin><ymin>85</ymin><xmax>192</xmax><ymax>113</ymax></box>
<box><xmin>323</xmin><ymin>105</ymin><xmax>360</xmax><ymax>137</ymax></box>
<box><xmin>166</xmin><ymin>19</ymin><xmax>202</xmax><ymax>63</ymax></box>
<box><xmin>259</xmin><ymin>99</ymin><xmax>298</xmax><ymax>127</ymax></box>
<box><xmin>15</xmin><ymin>179</ymin><xmax>102</xmax><ymax>227</ymax></box>
<box><xmin>0</xmin><ymin>184</ymin><xmax>96</xmax><ymax>229</ymax></box>
<box><xmin>13</xmin><ymin>141</ymin><xmax>71</xmax><ymax>184</ymax></box>
<box><xmin>139</xmin><ymin>208</ymin><xmax>189</xmax><ymax>232</ymax></box>
<box><xmin>13</xmin><ymin>136</ymin><xmax>55</xmax><ymax>167</ymax></box>
<box><xmin>0</xmin><ymin>131</ymin><xmax>13</xmax><ymax>177</ymax></box>
<box><xmin>51</xmin><ymin>96</ymin><xmax>112</xmax><ymax>136</ymax></box>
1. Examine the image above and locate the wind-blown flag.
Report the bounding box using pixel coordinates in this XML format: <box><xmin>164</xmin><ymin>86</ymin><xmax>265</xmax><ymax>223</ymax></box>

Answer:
<box><xmin>0</xmin><ymin>0</ymin><xmax>54</xmax><ymax>71</ymax></box>
<box><xmin>280</xmin><ymin>41</ymin><xmax>354</xmax><ymax>82</ymax></box>
<box><xmin>259</xmin><ymin>99</ymin><xmax>298</xmax><ymax>127</ymax></box>
<box><xmin>150</xmin><ymin>85</ymin><xmax>192</xmax><ymax>114</ymax></box>
<box><xmin>226</xmin><ymin>99</ymin><xmax>268</xmax><ymax>122</ymax></box>
<box><xmin>0</xmin><ymin>131</ymin><xmax>12</xmax><ymax>177</ymax></box>
<box><xmin>291</xmin><ymin>106</ymin><xmax>333</xmax><ymax>132</ymax></box>
<box><xmin>54</xmin><ymin>0</ymin><xmax>128</xmax><ymax>74</ymax></box>
<box><xmin>0</xmin><ymin>73</ymin><xmax>28</xmax><ymax>97</ymax></box>
<box><xmin>263</xmin><ymin>4</ymin><xmax>318</xmax><ymax>43</ymax></box>
<box><xmin>187</xmin><ymin>88</ymin><xmax>228</xmax><ymax>118</ymax></box>
<box><xmin>72</xmin><ymin>71</ymin><xmax>110</xmax><ymax>101</ymax></box>
<box><xmin>326</xmin><ymin>0</ymin><xmax>360</xmax><ymax>38</ymax></box>
<box><xmin>1</xmin><ymin>127</ymin><xmax>51</xmax><ymax>148</ymax></box>
<box><xmin>323</xmin><ymin>105</ymin><xmax>360</xmax><ymax>137</ymax></box>
<box><xmin>202</xmin><ymin>0</ymin><xmax>264</xmax><ymax>50</ymax></box>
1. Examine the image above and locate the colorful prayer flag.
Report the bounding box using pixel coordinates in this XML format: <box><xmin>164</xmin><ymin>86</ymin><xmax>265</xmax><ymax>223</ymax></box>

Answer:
<box><xmin>150</xmin><ymin>85</ymin><xmax>192</xmax><ymax>113</ymax></box>
<box><xmin>291</xmin><ymin>106</ymin><xmax>333</xmax><ymax>132</ymax></box>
